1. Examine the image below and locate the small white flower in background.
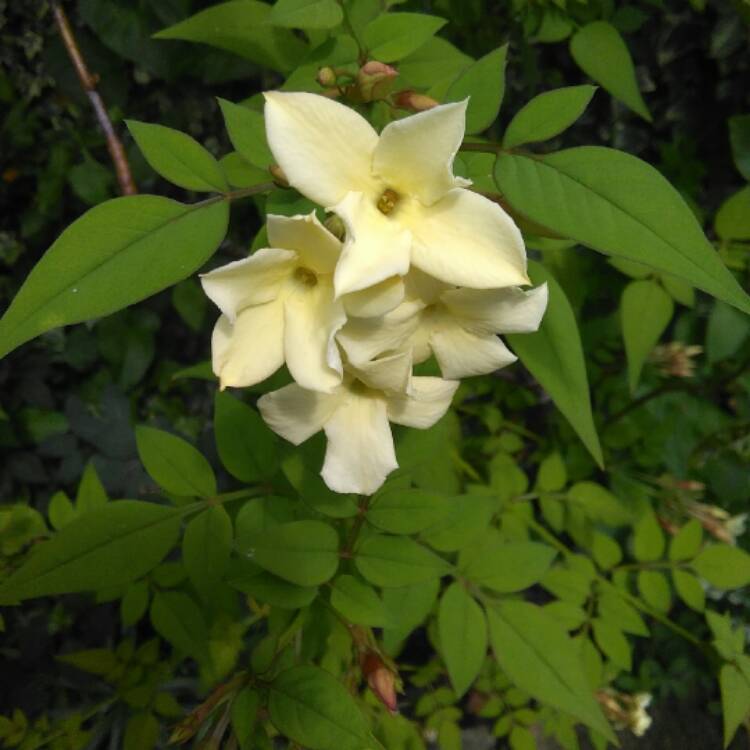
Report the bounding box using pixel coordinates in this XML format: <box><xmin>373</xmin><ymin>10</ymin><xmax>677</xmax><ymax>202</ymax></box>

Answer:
<box><xmin>257</xmin><ymin>351</ymin><xmax>458</xmax><ymax>495</ymax></box>
<box><xmin>263</xmin><ymin>91</ymin><xmax>529</xmax><ymax>298</ymax></box>
<box><xmin>597</xmin><ymin>689</ymin><xmax>653</xmax><ymax>738</ymax></box>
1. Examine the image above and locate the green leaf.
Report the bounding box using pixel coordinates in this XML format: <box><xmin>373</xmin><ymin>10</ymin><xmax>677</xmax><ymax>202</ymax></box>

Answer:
<box><xmin>367</xmin><ymin>489</ymin><xmax>452</xmax><ymax>534</ymax></box>
<box><xmin>124</xmin><ymin>712</ymin><xmax>159</xmax><ymax>750</ymax></box>
<box><xmin>669</xmin><ymin>519</ymin><xmax>703</xmax><ymax>561</ymax></box>
<box><xmin>330</xmin><ymin>574</ymin><xmax>387</xmax><ymax>626</ymax></box>
<box><xmin>486</xmin><ymin>601</ymin><xmax>615</xmax><ymax>741</ymax></box>
<box><xmin>282</xmin><ymin>452</ymin><xmax>358</xmax><ymax>518</ymax></box>
<box><xmin>715</xmin><ymin>186</ymin><xmax>750</xmax><ymax>241</ymax></box>
<box><xmin>706</xmin><ymin>301</ymin><xmax>750</xmax><ymax>364</ymax></box>
<box><xmin>637</xmin><ymin>570</ymin><xmax>671</xmax><ymax>612</ymax></box>
<box><xmin>217</xmin><ymin>99</ymin><xmax>274</xmax><ymax>170</ymax></box>
<box><xmin>240</xmin><ymin>521</ymin><xmax>339</xmax><ymax>586</ymax></box>
<box><xmin>510</xmin><ymin>726</ymin><xmax>536</xmax><ymax>750</ymax></box>
<box><xmin>438</xmin><ymin>583</ymin><xmax>487</xmax><ymax>697</ymax></box>
<box><xmin>136</xmin><ymin>426</ymin><xmax>217</xmax><ymax>498</ymax></box>
<box><xmin>536</xmin><ymin>452</ymin><xmax>567</xmax><ymax>492</ymax></box>
<box><xmin>633</xmin><ymin>510</ymin><xmax>665</xmax><ymax>562</ymax></box>
<box><xmin>182</xmin><ymin>505</ymin><xmax>233</xmax><ymax>600</ymax></box>
<box><xmin>420</xmin><ymin>494</ymin><xmax>495</xmax><ymax>551</ymax></box>
<box><xmin>592</xmin><ymin>619</ymin><xmax>631</xmax><ymax>670</ymax></box>
<box><xmin>232</xmin><ymin>688</ymin><xmax>260</xmax><ymax>750</ymax></box>
<box><xmin>447</xmin><ymin>45</ymin><xmax>508</xmax><ymax>134</ymax></box>
<box><xmin>672</xmin><ymin>569</ymin><xmax>705</xmax><ymax>612</ymax></box>
<box><xmin>398</xmin><ymin>37</ymin><xmax>472</xmax><ymax>90</ymax></box>
<box><xmin>621</xmin><ymin>279</ymin><xmax>674</xmax><ymax>392</ymax></box>
<box><xmin>503</xmin><ymin>86</ymin><xmax>597</xmax><ymax>149</ymax></box>
<box><xmin>597</xmin><ymin>583</ymin><xmax>649</xmax><ymax>636</ymax></box>
<box><xmin>729</xmin><ymin>114</ymin><xmax>750</xmax><ymax>181</ymax></box>
<box><xmin>363</xmin><ymin>12</ymin><xmax>446</xmax><ymax>62</ymax></box>
<box><xmin>214</xmin><ymin>391</ymin><xmax>279</xmax><ymax>482</ymax></box>
<box><xmin>692</xmin><ymin>545</ymin><xmax>750</xmax><ymax>589</ymax></box>
<box><xmin>567</xmin><ymin>481</ymin><xmax>631</xmax><ymax>526</ymax></box>
<box><xmin>458</xmin><ymin>531</ymin><xmax>556</xmax><ymax>592</ymax></box>
<box><xmin>229</xmin><ymin>561</ymin><xmax>318</xmax><ymax>609</ymax></box>
<box><xmin>126</xmin><ymin>121</ymin><xmax>227</xmax><ymax>192</ymax></box>
<box><xmin>76</xmin><ymin>462</ymin><xmax>108</xmax><ymax>513</ymax></box>
<box><xmin>507</xmin><ymin>262</ymin><xmax>603</xmax><ymax>466</ymax></box>
<box><xmin>0</xmin><ymin>501</ymin><xmax>182</xmax><ymax>603</ymax></box>
<box><xmin>121</xmin><ymin>581</ymin><xmax>150</xmax><ymax>626</ymax></box>
<box><xmin>569</xmin><ymin>21</ymin><xmax>651</xmax><ymax>121</ymax></box>
<box><xmin>268</xmin><ymin>665</ymin><xmax>370</xmax><ymax>750</ymax></box>
<box><xmin>150</xmin><ymin>590</ymin><xmax>208</xmax><ymax>661</ymax></box>
<box><xmin>154</xmin><ymin>0</ymin><xmax>307</xmax><ymax>73</ymax></box>
<box><xmin>720</xmin><ymin>663</ymin><xmax>750</xmax><ymax>747</ymax></box>
<box><xmin>270</xmin><ymin>0</ymin><xmax>343</xmax><ymax>29</ymax></box>
<box><xmin>382</xmin><ymin>579</ymin><xmax>439</xmax><ymax>654</ymax></box>
<box><xmin>355</xmin><ymin>533</ymin><xmax>451</xmax><ymax>587</ymax></box>
<box><xmin>591</xmin><ymin>532</ymin><xmax>622</xmax><ymax>570</ymax></box>
<box><xmin>0</xmin><ymin>196</ymin><xmax>229</xmax><ymax>359</ymax></box>
<box><xmin>494</xmin><ymin>148</ymin><xmax>750</xmax><ymax>315</ymax></box>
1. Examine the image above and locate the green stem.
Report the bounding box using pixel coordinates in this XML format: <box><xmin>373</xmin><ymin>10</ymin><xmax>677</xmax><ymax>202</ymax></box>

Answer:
<box><xmin>343</xmin><ymin>496</ymin><xmax>371</xmax><ymax>557</ymax></box>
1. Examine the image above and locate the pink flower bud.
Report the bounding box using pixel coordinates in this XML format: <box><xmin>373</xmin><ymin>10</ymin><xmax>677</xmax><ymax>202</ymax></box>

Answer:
<box><xmin>393</xmin><ymin>90</ymin><xmax>439</xmax><ymax>112</ymax></box>
<box><xmin>361</xmin><ymin>652</ymin><xmax>398</xmax><ymax>713</ymax></box>
<box><xmin>357</xmin><ymin>61</ymin><xmax>398</xmax><ymax>102</ymax></box>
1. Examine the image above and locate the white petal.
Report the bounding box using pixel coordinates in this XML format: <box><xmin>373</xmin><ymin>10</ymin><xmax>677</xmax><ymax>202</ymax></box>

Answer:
<box><xmin>201</xmin><ymin>248</ymin><xmax>296</xmax><ymax>321</ymax></box>
<box><xmin>264</xmin><ymin>91</ymin><xmax>379</xmax><ymax>207</ymax></box>
<box><xmin>387</xmin><ymin>376</ymin><xmax>459</xmax><ymax>429</ymax></box>
<box><xmin>332</xmin><ymin>191</ymin><xmax>412</xmax><ymax>296</ymax></box>
<box><xmin>404</xmin><ymin>267</ymin><xmax>451</xmax><ymax>305</ymax></box>
<box><xmin>257</xmin><ymin>383</ymin><xmax>340</xmax><ymax>445</ymax></box>
<box><xmin>430</xmin><ymin>321</ymin><xmax>517</xmax><ymax>379</ymax></box>
<box><xmin>211</xmin><ymin>301</ymin><xmax>285</xmax><ymax>388</ymax></box>
<box><xmin>373</xmin><ymin>100</ymin><xmax>470</xmax><ymax>206</ymax></box>
<box><xmin>440</xmin><ymin>283</ymin><xmax>548</xmax><ymax>333</ymax></box>
<box><xmin>348</xmin><ymin>350</ymin><xmax>412</xmax><ymax>394</ymax></box>
<box><xmin>322</xmin><ymin>391</ymin><xmax>398</xmax><ymax>495</ymax></box>
<box><xmin>406</xmin><ymin>188</ymin><xmax>529</xmax><ymax>288</ymax></box>
<box><xmin>337</xmin><ymin>298</ymin><xmax>424</xmax><ymax>365</ymax></box>
<box><xmin>343</xmin><ymin>276</ymin><xmax>405</xmax><ymax>317</ymax></box>
<box><xmin>267</xmin><ymin>212</ymin><xmax>341</xmax><ymax>275</ymax></box>
<box><xmin>284</xmin><ymin>277</ymin><xmax>346</xmax><ymax>393</ymax></box>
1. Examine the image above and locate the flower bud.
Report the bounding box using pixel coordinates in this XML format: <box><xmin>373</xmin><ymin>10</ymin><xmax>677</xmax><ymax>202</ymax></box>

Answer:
<box><xmin>360</xmin><ymin>652</ymin><xmax>398</xmax><ymax>713</ymax></box>
<box><xmin>268</xmin><ymin>164</ymin><xmax>289</xmax><ymax>188</ymax></box>
<box><xmin>357</xmin><ymin>61</ymin><xmax>398</xmax><ymax>102</ymax></box>
<box><xmin>324</xmin><ymin>214</ymin><xmax>346</xmax><ymax>241</ymax></box>
<box><xmin>393</xmin><ymin>89</ymin><xmax>439</xmax><ymax>112</ymax></box>
<box><xmin>317</xmin><ymin>66</ymin><xmax>337</xmax><ymax>87</ymax></box>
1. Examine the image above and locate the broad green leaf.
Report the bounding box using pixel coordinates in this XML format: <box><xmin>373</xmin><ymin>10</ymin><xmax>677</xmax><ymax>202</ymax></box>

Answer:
<box><xmin>494</xmin><ymin>148</ymin><xmax>750</xmax><ymax>315</ymax></box>
<box><xmin>330</xmin><ymin>574</ymin><xmax>387</xmax><ymax>626</ymax></box>
<box><xmin>76</xmin><ymin>462</ymin><xmax>108</xmax><ymax>513</ymax></box>
<box><xmin>621</xmin><ymin>279</ymin><xmax>674</xmax><ymax>392</ymax></box>
<box><xmin>438</xmin><ymin>583</ymin><xmax>487</xmax><ymax>697</ymax></box>
<box><xmin>536</xmin><ymin>452</ymin><xmax>567</xmax><ymax>492</ymax></box>
<box><xmin>282</xmin><ymin>452</ymin><xmax>358</xmax><ymax>518</ymax></box>
<box><xmin>124</xmin><ymin>712</ymin><xmax>159</xmax><ymax>750</ymax></box>
<box><xmin>567</xmin><ymin>481</ymin><xmax>631</xmax><ymax>526</ymax></box>
<box><xmin>382</xmin><ymin>579</ymin><xmax>440</xmax><ymax>654</ymax></box>
<box><xmin>446</xmin><ymin>45</ymin><xmax>507</xmax><ymax>134</ymax></box>
<box><xmin>661</xmin><ymin>274</ymin><xmax>695</xmax><ymax>307</ymax></box>
<box><xmin>597</xmin><ymin>584</ymin><xmax>649</xmax><ymax>636</ymax></box>
<box><xmin>706</xmin><ymin>301</ymin><xmax>750</xmax><ymax>364</ymax></box>
<box><xmin>217</xmin><ymin>99</ymin><xmax>274</xmax><ymax>170</ymax></box>
<box><xmin>591</xmin><ymin>532</ymin><xmax>622</xmax><ymax>570</ymax></box>
<box><xmin>637</xmin><ymin>570</ymin><xmax>671</xmax><ymax>612</ymax></box>
<box><xmin>121</xmin><ymin>581</ymin><xmax>150</xmax><ymax>626</ymax></box>
<box><xmin>720</xmin><ymin>663</ymin><xmax>750</xmax><ymax>747</ymax></box>
<box><xmin>0</xmin><ymin>196</ymin><xmax>229</xmax><ymax>359</ymax></box>
<box><xmin>229</xmin><ymin>560</ymin><xmax>318</xmax><ymax>609</ymax></box>
<box><xmin>270</xmin><ymin>0</ymin><xmax>343</xmax><ymax>29</ymax></box>
<box><xmin>126</xmin><ymin>121</ymin><xmax>227</xmax><ymax>192</ymax></box>
<box><xmin>633</xmin><ymin>510</ymin><xmax>665</xmax><ymax>562</ymax></box>
<box><xmin>232</xmin><ymin>688</ymin><xmax>260</xmax><ymax>750</ymax></box>
<box><xmin>669</xmin><ymin>519</ymin><xmax>703</xmax><ymax>561</ymax></box>
<box><xmin>240</xmin><ymin>521</ymin><xmax>339</xmax><ymax>586</ymax></box>
<box><xmin>715</xmin><ymin>186</ymin><xmax>750</xmax><ymax>241</ymax></box>
<box><xmin>154</xmin><ymin>0</ymin><xmax>306</xmax><ymax>73</ymax></box>
<box><xmin>672</xmin><ymin>569</ymin><xmax>705</xmax><ymax>612</ymax></box>
<box><xmin>487</xmin><ymin>601</ymin><xmax>615</xmax><ymax>740</ymax></box>
<box><xmin>503</xmin><ymin>85</ymin><xmax>597</xmax><ymax>149</ymax></box>
<box><xmin>214</xmin><ymin>391</ymin><xmax>279</xmax><ymax>482</ymax></box>
<box><xmin>510</xmin><ymin>726</ymin><xmax>536</xmax><ymax>750</ymax></box>
<box><xmin>269</xmin><ymin>665</ymin><xmax>370</xmax><ymax>750</ymax></box>
<box><xmin>363</xmin><ymin>12</ymin><xmax>446</xmax><ymax>62</ymax></box>
<box><xmin>355</xmin><ymin>533</ymin><xmax>451</xmax><ymax>587</ymax></box>
<box><xmin>367</xmin><ymin>488</ymin><xmax>452</xmax><ymax>534</ymax></box>
<box><xmin>507</xmin><ymin>262</ymin><xmax>603</xmax><ymax>466</ymax></box>
<box><xmin>729</xmin><ymin>114</ymin><xmax>750</xmax><ymax>181</ymax></box>
<box><xmin>398</xmin><ymin>37</ymin><xmax>472</xmax><ymax>89</ymax></box>
<box><xmin>419</xmin><ymin>494</ymin><xmax>495</xmax><ymax>551</ymax></box>
<box><xmin>150</xmin><ymin>591</ymin><xmax>209</xmax><ymax>661</ymax></box>
<box><xmin>458</xmin><ymin>530</ymin><xmax>556</xmax><ymax>592</ymax></box>
<box><xmin>592</xmin><ymin>619</ymin><xmax>631</xmax><ymax>670</ymax></box>
<box><xmin>570</xmin><ymin>21</ymin><xmax>651</xmax><ymax>121</ymax></box>
<box><xmin>692</xmin><ymin>545</ymin><xmax>750</xmax><ymax>589</ymax></box>
<box><xmin>0</xmin><ymin>501</ymin><xmax>182</xmax><ymax>603</ymax></box>
<box><xmin>220</xmin><ymin>153</ymin><xmax>269</xmax><ymax>189</ymax></box>
<box><xmin>48</xmin><ymin>492</ymin><xmax>75</xmax><ymax>530</ymax></box>
<box><xmin>136</xmin><ymin>426</ymin><xmax>217</xmax><ymax>498</ymax></box>
<box><xmin>182</xmin><ymin>505</ymin><xmax>233</xmax><ymax>600</ymax></box>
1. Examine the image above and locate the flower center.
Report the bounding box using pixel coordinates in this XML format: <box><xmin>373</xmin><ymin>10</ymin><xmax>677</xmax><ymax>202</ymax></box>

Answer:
<box><xmin>294</xmin><ymin>266</ymin><xmax>318</xmax><ymax>287</ymax></box>
<box><xmin>376</xmin><ymin>188</ymin><xmax>400</xmax><ymax>215</ymax></box>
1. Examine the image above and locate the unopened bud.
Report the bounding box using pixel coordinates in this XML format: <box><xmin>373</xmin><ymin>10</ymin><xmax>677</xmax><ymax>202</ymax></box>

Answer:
<box><xmin>361</xmin><ymin>652</ymin><xmax>398</xmax><ymax>714</ymax></box>
<box><xmin>393</xmin><ymin>90</ymin><xmax>439</xmax><ymax>112</ymax></box>
<box><xmin>324</xmin><ymin>214</ymin><xmax>346</xmax><ymax>241</ymax></box>
<box><xmin>269</xmin><ymin>164</ymin><xmax>289</xmax><ymax>188</ymax></box>
<box><xmin>357</xmin><ymin>61</ymin><xmax>398</xmax><ymax>102</ymax></box>
<box><xmin>317</xmin><ymin>66</ymin><xmax>337</xmax><ymax>87</ymax></box>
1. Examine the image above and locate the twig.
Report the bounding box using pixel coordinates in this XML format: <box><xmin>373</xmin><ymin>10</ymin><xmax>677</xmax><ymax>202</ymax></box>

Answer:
<box><xmin>51</xmin><ymin>2</ymin><xmax>137</xmax><ymax>195</ymax></box>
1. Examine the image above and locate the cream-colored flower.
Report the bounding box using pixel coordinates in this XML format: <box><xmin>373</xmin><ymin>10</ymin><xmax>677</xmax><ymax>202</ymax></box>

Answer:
<box><xmin>201</xmin><ymin>212</ymin><xmax>346</xmax><ymax>392</ymax></box>
<box><xmin>257</xmin><ymin>351</ymin><xmax>459</xmax><ymax>495</ymax></box>
<box><xmin>263</xmin><ymin>91</ymin><xmax>528</xmax><ymax>298</ymax></box>
<box><xmin>338</xmin><ymin>270</ymin><xmax>548</xmax><ymax>379</ymax></box>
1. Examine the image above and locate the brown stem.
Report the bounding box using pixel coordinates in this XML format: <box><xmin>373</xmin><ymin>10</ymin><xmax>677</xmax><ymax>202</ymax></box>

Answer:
<box><xmin>51</xmin><ymin>3</ymin><xmax>137</xmax><ymax>196</ymax></box>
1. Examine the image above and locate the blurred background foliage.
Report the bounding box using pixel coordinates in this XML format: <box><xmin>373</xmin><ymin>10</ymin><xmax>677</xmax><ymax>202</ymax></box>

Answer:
<box><xmin>0</xmin><ymin>0</ymin><xmax>749</xmax><ymax>748</ymax></box>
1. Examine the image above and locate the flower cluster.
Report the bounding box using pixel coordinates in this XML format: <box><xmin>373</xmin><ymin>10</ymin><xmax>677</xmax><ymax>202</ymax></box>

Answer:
<box><xmin>201</xmin><ymin>92</ymin><xmax>548</xmax><ymax>495</ymax></box>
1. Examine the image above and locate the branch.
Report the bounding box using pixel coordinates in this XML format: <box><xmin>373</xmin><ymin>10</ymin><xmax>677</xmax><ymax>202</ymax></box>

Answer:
<box><xmin>51</xmin><ymin>3</ymin><xmax>137</xmax><ymax>196</ymax></box>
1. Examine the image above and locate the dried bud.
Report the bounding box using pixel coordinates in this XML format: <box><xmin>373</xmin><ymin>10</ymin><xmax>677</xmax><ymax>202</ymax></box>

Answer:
<box><xmin>650</xmin><ymin>342</ymin><xmax>702</xmax><ymax>378</ymax></box>
<box><xmin>317</xmin><ymin>66</ymin><xmax>337</xmax><ymax>87</ymax></box>
<box><xmin>269</xmin><ymin>164</ymin><xmax>289</xmax><ymax>188</ymax></box>
<box><xmin>686</xmin><ymin>501</ymin><xmax>747</xmax><ymax>545</ymax></box>
<box><xmin>596</xmin><ymin>689</ymin><xmax>653</xmax><ymax>738</ymax></box>
<box><xmin>357</xmin><ymin>61</ymin><xmax>398</xmax><ymax>102</ymax></box>
<box><xmin>361</xmin><ymin>652</ymin><xmax>398</xmax><ymax>713</ymax></box>
<box><xmin>393</xmin><ymin>90</ymin><xmax>439</xmax><ymax>112</ymax></box>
